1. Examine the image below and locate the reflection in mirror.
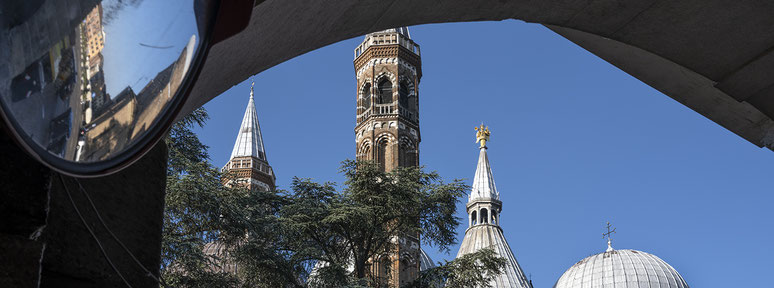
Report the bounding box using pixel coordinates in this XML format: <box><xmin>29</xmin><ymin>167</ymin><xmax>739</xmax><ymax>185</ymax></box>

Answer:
<box><xmin>0</xmin><ymin>0</ymin><xmax>199</xmax><ymax>164</ymax></box>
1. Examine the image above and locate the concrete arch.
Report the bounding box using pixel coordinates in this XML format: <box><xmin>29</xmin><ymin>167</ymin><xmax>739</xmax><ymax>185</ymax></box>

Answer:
<box><xmin>182</xmin><ymin>0</ymin><xmax>774</xmax><ymax>151</ymax></box>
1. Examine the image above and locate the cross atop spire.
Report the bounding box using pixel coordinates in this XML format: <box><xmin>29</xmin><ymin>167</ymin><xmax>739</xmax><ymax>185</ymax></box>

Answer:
<box><xmin>603</xmin><ymin>221</ymin><xmax>616</xmax><ymax>252</ymax></box>
<box><xmin>229</xmin><ymin>82</ymin><xmax>267</xmax><ymax>161</ymax></box>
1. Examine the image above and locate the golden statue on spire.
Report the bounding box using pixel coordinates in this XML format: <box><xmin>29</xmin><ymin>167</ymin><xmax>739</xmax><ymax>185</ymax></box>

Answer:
<box><xmin>475</xmin><ymin>124</ymin><xmax>490</xmax><ymax>148</ymax></box>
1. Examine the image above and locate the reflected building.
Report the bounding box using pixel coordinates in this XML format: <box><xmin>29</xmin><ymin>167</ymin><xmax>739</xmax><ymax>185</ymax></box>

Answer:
<box><xmin>82</xmin><ymin>5</ymin><xmax>105</xmax><ymax>73</ymax></box>
<box><xmin>1</xmin><ymin>1</ymin><xmax>196</xmax><ymax>163</ymax></box>
<box><xmin>80</xmin><ymin>87</ymin><xmax>137</xmax><ymax>162</ymax></box>
<box><xmin>80</xmin><ymin>35</ymin><xmax>194</xmax><ymax>161</ymax></box>
<box><xmin>89</xmin><ymin>68</ymin><xmax>110</xmax><ymax>118</ymax></box>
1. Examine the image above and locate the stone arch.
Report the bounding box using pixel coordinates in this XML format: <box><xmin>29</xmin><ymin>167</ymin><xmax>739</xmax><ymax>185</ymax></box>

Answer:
<box><xmin>359</xmin><ymin>81</ymin><xmax>372</xmax><ymax>111</ymax></box>
<box><xmin>377</xmin><ymin>78</ymin><xmax>393</xmax><ymax>104</ymax></box>
<box><xmin>374</xmin><ymin>72</ymin><xmax>397</xmax><ymax>105</ymax></box>
<box><xmin>398</xmin><ymin>136</ymin><xmax>417</xmax><ymax>167</ymax></box>
<box><xmin>375</xmin><ymin>133</ymin><xmax>395</xmax><ymax>171</ymax></box>
<box><xmin>399</xmin><ymin>253</ymin><xmax>417</xmax><ymax>284</ymax></box>
<box><xmin>480</xmin><ymin>208</ymin><xmax>488</xmax><ymax>224</ymax></box>
<box><xmin>358</xmin><ymin>139</ymin><xmax>372</xmax><ymax>161</ymax></box>
<box><xmin>398</xmin><ymin>76</ymin><xmax>416</xmax><ymax>107</ymax></box>
<box><xmin>377</xmin><ymin>254</ymin><xmax>392</xmax><ymax>284</ymax></box>
<box><xmin>471</xmin><ymin>210</ymin><xmax>477</xmax><ymax>225</ymax></box>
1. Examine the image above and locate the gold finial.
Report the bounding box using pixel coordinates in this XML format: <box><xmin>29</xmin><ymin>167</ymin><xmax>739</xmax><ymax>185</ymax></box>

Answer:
<box><xmin>474</xmin><ymin>124</ymin><xmax>491</xmax><ymax>148</ymax></box>
<box><xmin>603</xmin><ymin>221</ymin><xmax>616</xmax><ymax>251</ymax></box>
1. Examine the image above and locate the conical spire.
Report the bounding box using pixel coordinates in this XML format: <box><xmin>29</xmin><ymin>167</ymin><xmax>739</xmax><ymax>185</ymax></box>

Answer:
<box><xmin>470</xmin><ymin>124</ymin><xmax>498</xmax><ymax>202</ymax></box>
<box><xmin>454</xmin><ymin>125</ymin><xmax>532</xmax><ymax>288</ymax></box>
<box><xmin>230</xmin><ymin>82</ymin><xmax>267</xmax><ymax>161</ymax></box>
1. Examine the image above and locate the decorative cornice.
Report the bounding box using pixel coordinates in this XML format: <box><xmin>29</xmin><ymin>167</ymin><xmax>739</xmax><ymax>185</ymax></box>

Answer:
<box><xmin>354</xmin><ymin>44</ymin><xmax>422</xmax><ymax>79</ymax></box>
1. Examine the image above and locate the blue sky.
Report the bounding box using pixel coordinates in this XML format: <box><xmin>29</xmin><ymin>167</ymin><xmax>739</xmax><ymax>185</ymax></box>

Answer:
<box><xmin>194</xmin><ymin>20</ymin><xmax>774</xmax><ymax>287</ymax></box>
<box><xmin>102</xmin><ymin>0</ymin><xmax>196</xmax><ymax>97</ymax></box>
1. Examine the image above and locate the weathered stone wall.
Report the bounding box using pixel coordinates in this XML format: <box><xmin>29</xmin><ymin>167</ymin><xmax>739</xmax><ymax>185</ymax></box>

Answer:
<box><xmin>0</xmin><ymin>127</ymin><xmax>167</xmax><ymax>288</ymax></box>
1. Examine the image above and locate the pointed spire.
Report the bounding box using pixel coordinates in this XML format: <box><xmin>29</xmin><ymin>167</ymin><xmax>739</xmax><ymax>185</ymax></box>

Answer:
<box><xmin>229</xmin><ymin>82</ymin><xmax>267</xmax><ymax>161</ymax></box>
<box><xmin>470</xmin><ymin>125</ymin><xmax>498</xmax><ymax>202</ymax></box>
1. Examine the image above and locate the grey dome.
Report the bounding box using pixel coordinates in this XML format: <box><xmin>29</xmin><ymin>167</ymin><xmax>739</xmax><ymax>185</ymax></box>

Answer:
<box><xmin>419</xmin><ymin>248</ymin><xmax>436</xmax><ymax>271</ymax></box>
<box><xmin>202</xmin><ymin>241</ymin><xmax>240</xmax><ymax>274</ymax></box>
<box><xmin>554</xmin><ymin>249</ymin><xmax>689</xmax><ymax>288</ymax></box>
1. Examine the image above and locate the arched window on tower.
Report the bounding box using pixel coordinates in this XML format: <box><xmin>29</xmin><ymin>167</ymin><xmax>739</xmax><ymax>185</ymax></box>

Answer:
<box><xmin>377</xmin><ymin>78</ymin><xmax>392</xmax><ymax>104</ymax></box>
<box><xmin>400</xmin><ymin>258</ymin><xmax>415</xmax><ymax>285</ymax></box>
<box><xmin>362</xmin><ymin>83</ymin><xmax>371</xmax><ymax>110</ymax></box>
<box><xmin>376</xmin><ymin>138</ymin><xmax>389</xmax><ymax>171</ymax></box>
<box><xmin>399</xmin><ymin>81</ymin><xmax>409</xmax><ymax>108</ymax></box>
<box><xmin>358</xmin><ymin>142</ymin><xmax>371</xmax><ymax>162</ymax></box>
<box><xmin>378</xmin><ymin>255</ymin><xmax>391</xmax><ymax>285</ymax></box>
<box><xmin>481</xmin><ymin>208</ymin><xmax>488</xmax><ymax>224</ymax></box>
<box><xmin>471</xmin><ymin>210</ymin><xmax>477</xmax><ymax>225</ymax></box>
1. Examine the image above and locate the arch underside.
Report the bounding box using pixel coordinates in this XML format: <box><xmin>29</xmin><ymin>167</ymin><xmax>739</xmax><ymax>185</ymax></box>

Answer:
<box><xmin>181</xmin><ymin>0</ymin><xmax>774</xmax><ymax>151</ymax></box>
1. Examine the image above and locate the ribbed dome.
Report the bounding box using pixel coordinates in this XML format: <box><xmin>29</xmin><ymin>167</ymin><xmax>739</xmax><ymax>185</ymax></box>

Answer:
<box><xmin>554</xmin><ymin>249</ymin><xmax>689</xmax><ymax>288</ymax></box>
<box><xmin>419</xmin><ymin>248</ymin><xmax>436</xmax><ymax>271</ymax></box>
<box><xmin>202</xmin><ymin>241</ymin><xmax>240</xmax><ymax>274</ymax></box>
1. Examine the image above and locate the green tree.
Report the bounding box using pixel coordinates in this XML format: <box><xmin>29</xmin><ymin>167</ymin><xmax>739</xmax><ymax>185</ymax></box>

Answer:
<box><xmin>160</xmin><ymin>111</ymin><xmax>505</xmax><ymax>287</ymax></box>
<box><xmin>406</xmin><ymin>249</ymin><xmax>506</xmax><ymax>288</ymax></box>
<box><xmin>271</xmin><ymin>160</ymin><xmax>505</xmax><ymax>287</ymax></box>
<box><xmin>161</xmin><ymin>108</ymin><xmax>249</xmax><ymax>287</ymax></box>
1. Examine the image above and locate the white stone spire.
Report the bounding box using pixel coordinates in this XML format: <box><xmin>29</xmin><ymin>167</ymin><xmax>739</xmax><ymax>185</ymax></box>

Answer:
<box><xmin>230</xmin><ymin>82</ymin><xmax>267</xmax><ymax>161</ymax></box>
<box><xmin>454</xmin><ymin>127</ymin><xmax>532</xmax><ymax>288</ymax></box>
<box><xmin>470</xmin><ymin>146</ymin><xmax>499</xmax><ymax>202</ymax></box>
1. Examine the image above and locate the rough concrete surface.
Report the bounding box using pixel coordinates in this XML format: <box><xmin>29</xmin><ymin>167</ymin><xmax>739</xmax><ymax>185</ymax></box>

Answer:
<box><xmin>180</xmin><ymin>0</ymin><xmax>774</xmax><ymax>151</ymax></box>
<box><xmin>0</xmin><ymin>126</ymin><xmax>167</xmax><ymax>288</ymax></box>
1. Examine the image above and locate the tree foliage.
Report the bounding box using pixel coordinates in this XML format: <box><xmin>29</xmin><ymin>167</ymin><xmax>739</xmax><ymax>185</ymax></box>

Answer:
<box><xmin>406</xmin><ymin>249</ymin><xmax>506</xmax><ymax>288</ymax></box>
<box><xmin>279</xmin><ymin>159</ymin><xmax>470</xmax><ymax>286</ymax></box>
<box><xmin>161</xmin><ymin>108</ymin><xmax>244</xmax><ymax>287</ymax></box>
<box><xmin>160</xmin><ymin>110</ymin><xmax>506</xmax><ymax>287</ymax></box>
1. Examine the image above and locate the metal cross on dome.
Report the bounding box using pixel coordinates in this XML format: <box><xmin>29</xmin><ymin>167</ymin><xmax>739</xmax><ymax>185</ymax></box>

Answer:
<box><xmin>603</xmin><ymin>221</ymin><xmax>616</xmax><ymax>251</ymax></box>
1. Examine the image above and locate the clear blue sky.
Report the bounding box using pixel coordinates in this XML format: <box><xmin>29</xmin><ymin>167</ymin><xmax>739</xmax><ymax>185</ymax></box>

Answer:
<box><xmin>193</xmin><ymin>20</ymin><xmax>774</xmax><ymax>287</ymax></box>
<box><xmin>102</xmin><ymin>0</ymin><xmax>196</xmax><ymax>97</ymax></box>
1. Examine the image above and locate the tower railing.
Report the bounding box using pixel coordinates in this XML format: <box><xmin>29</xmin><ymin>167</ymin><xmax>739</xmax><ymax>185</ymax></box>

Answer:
<box><xmin>354</xmin><ymin>31</ymin><xmax>420</xmax><ymax>59</ymax></box>
<box><xmin>374</xmin><ymin>103</ymin><xmax>394</xmax><ymax>115</ymax></box>
<box><xmin>221</xmin><ymin>157</ymin><xmax>273</xmax><ymax>176</ymax></box>
<box><xmin>358</xmin><ymin>102</ymin><xmax>419</xmax><ymax>123</ymax></box>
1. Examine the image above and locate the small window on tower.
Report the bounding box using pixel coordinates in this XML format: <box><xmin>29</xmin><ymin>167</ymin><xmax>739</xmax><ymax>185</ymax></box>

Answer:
<box><xmin>399</xmin><ymin>81</ymin><xmax>409</xmax><ymax>108</ymax></box>
<box><xmin>363</xmin><ymin>83</ymin><xmax>372</xmax><ymax>109</ymax></box>
<box><xmin>377</xmin><ymin>79</ymin><xmax>392</xmax><ymax>104</ymax></box>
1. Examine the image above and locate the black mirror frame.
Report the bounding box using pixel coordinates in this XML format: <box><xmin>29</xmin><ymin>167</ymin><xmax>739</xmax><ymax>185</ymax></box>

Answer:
<box><xmin>0</xmin><ymin>0</ymin><xmax>254</xmax><ymax>177</ymax></box>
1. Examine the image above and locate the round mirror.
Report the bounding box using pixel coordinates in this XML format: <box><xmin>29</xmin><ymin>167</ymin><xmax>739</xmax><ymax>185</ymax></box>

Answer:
<box><xmin>0</xmin><ymin>0</ymin><xmax>207</xmax><ymax>174</ymax></box>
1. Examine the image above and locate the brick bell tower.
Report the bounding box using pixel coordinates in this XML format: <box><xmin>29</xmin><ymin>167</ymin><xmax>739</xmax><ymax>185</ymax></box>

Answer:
<box><xmin>353</xmin><ymin>27</ymin><xmax>423</xmax><ymax>287</ymax></box>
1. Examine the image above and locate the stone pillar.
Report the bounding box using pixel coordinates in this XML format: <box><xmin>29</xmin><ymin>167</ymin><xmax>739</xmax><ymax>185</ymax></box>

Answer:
<box><xmin>0</xmin><ymin>127</ymin><xmax>167</xmax><ymax>288</ymax></box>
